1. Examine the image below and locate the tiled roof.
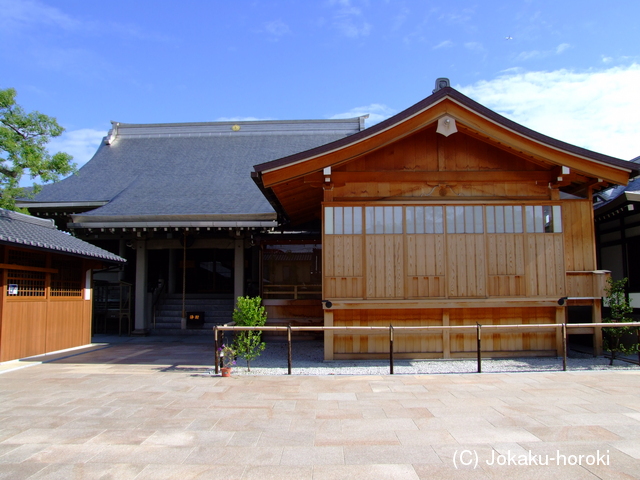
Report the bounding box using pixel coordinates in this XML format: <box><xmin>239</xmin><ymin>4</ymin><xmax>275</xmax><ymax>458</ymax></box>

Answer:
<box><xmin>23</xmin><ymin>118</ymin><xmax>364</xmax><ymax>221</ymax></box>
<box><xmin>594</xmin><ymin>156</ymin><xmax>640</xmax><ymax>211</ymax></box>
<box><xmin>0</xmin><ymin>209</ymin><xmax>125</xmax><ymax>262</ymax></box>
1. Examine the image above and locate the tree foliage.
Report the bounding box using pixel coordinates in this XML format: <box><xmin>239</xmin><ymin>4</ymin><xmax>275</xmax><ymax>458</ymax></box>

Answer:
<box><xmin>0</xmin><ymin>88</ymin><xmax>76</xmax><ymax>210</ymax></box>
<box><xmin>603</xmin><ymin>277</ymin><xmax>638</xmax><ymax>365</ymax></box>
<box><xmin>231</xmin><ymin>296</ymin><xmax>267</xmax><ymax>372</ymax></box>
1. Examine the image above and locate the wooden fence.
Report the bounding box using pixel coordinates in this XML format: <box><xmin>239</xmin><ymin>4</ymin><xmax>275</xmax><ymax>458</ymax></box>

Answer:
<box><xmin>213</xmin><ymin>322</ymin><xmax>640</xmax><ymax>375</ymax></box>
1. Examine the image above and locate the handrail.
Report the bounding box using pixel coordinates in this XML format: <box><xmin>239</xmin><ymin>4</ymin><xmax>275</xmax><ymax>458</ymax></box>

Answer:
<box><xmin>151</xmin><ymin>280</ymin><xmax>167</xmax><ymax>330</ymax></box>
<box><xmin>118</xmin><ymin>281</ymin><xmax>132</xmax><ymax>336</ymax></box>
<box><xmin>262</xmin><ymin>284</ymin><xmax>322</xmax><ymax>299</ymax></box>
<box><xmin>213</xmin><ymin>322</ymin><xmax>640</xmax><ymax>375</ymax></box>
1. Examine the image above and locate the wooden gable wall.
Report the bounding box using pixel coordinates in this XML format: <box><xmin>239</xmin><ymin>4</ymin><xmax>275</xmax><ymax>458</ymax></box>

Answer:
<box><xmin>330</xmin><ymin>127</ymin><xmax>552</xmax><ymax>200</ymax></box>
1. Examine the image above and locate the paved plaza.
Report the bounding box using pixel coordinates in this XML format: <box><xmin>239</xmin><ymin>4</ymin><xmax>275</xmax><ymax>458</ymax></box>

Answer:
<box><xmin>0</xmin><ymin>337</ymin><xmax>639</xmax><ymax>479</ymax></box>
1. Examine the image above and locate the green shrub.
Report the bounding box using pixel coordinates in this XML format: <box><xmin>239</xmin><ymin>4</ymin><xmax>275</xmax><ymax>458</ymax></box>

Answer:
<box><xmin>603</xmin><ymin>277</ymin><xmax>638</xmax><ymax>365</ymax></box>
<box><xmin>231</xmin><ymin>296</ymin><xmax>267</xmax><ymax>371</ymax></box>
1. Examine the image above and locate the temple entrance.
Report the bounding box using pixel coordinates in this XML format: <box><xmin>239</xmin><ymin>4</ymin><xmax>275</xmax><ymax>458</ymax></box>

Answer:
<box><xmin>179</xmin><ymin>248</ymin><xmax>234</xmax><ymax>294</ymax></box>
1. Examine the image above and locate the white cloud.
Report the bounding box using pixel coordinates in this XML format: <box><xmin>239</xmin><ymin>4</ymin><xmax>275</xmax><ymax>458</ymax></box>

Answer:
<box><xmin>330</xmin><ymin>104</ymin><xmax>396</xmax><ymax>126</ymax></box>
<box><xmin>516</xmin><ymin>43</ymin><xmax>572</xmax><ymax>62</ymax></box>
<box><xmin>464</xmin><ymin>41</ymin><xmax>484</xmax><ymax>52</ymax></box>
<box><xmin>458</xmin><ymin>64</ymin><xmax>640</xmax><ymax>160</ymax></box>
<box><xmin>515</xmin><ymin>50</ymin><xmax>542</xmax><ymax>61</ymax></box>
<box><xmin>433</xmin><ymin>40</ymin><xmax>453</xmax><ymax>50</ymax></box>
<box><xmin>328</xmin><ymin>0</ymin><xmax>372</xmax><ymax>38</ymax></box>
<box><xmin>47</xmin><ymin>128</ymin><xmax>107</xmax><ymax>168</ymax></box>
<box><xmin>0</xmin><ymin>0</ymin><xmax>79</xmax><ymax>31</ymax></box>
<box><xmin>263</xmin><ymin>20</ymin><xmax>291</xmax><ymax>38</ymax></box>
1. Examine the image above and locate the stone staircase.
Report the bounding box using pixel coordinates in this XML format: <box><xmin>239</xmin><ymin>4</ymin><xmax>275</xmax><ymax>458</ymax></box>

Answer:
<box><xmin>152</xmin><ymin>294</ymin><xmax>234</xmax><ymax>335</ymax></box>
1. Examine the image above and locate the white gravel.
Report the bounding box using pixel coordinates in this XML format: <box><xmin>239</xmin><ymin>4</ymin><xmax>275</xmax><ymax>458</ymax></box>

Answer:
<box><xmin>212</xmin><ymin>340</ymin><xmax>639</xmax><ymax>376</ymax></box>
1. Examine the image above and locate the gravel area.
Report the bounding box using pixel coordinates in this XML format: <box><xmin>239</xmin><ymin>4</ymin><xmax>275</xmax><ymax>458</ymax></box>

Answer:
<box><xmin>212</xmin><ymin>340</ymin><xmax>640</xmax><ymax>376</ymax></box>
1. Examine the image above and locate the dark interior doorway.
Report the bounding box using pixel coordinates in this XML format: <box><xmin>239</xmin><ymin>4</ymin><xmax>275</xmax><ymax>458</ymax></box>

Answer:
<box><xmin>179</xmin><ymin>249</ymin><xmax>234</xmax><ymax>294</ymax></box>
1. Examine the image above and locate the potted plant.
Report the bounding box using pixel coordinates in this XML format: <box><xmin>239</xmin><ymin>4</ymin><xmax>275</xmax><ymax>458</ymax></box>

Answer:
<box><xmin>218</xmin><ymin>344</ymin><xmax>236</xmax><ymax>377</ymax></box>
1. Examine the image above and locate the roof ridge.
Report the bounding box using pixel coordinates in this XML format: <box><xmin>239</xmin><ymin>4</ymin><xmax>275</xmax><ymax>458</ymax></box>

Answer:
<box><xmin>111</xmin><ymin>117</ymin><xmax>365</xmax><ymax>128</ymax></box>
<box><xmin>106</xmin><ymin>117</ymin><xmax>366</xmax><ymax>143</ymax></box>
<box><xmin>0</xmin><ymin>208</ymin><xmax>55</xmax><ymax>229</ymax></box>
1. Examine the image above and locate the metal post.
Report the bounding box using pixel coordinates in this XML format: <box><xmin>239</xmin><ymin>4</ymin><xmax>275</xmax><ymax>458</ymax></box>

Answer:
<box><xmin>389</xmin><ymin>324</ymin><xmax>394</xmax><ymax>375</ymax></box>
<box><xmin>214</xmin><ymin>326</ymin><xmax>219</xmax><ymax>375</ymax></box>
<box><xmin>476</xmin><ymin>323</ymin><xmax>482</xmax><ymax>373</ymax></box>
<box><xmin>287</xmin><ymin>323</ymin><xmax>292</xmax><ymax>375</ymax></box>
<box><xmin>562</xmin><ymin>323</ymin><xmax>567</xmax><ymax>371</ymax></box>
<box><xmin>181</xmin><ymin>231</ymin><xmax>187</xmax><ymax>329</ymax></box>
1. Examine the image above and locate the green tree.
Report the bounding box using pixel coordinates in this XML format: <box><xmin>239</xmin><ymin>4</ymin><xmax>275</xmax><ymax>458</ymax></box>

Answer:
<box><xmin>231</xmin><ymin>296</ymin><xmax>267</xmax><ymax>372</ymax></box>
<box><xmin>603</xmin><ymin>277</ymin><xmax>638</xmax><ymax>365</ymax></box>
<box><xmin>0</xmin><ymin>88</ymin><xmax>76</xmax><ymax>210</ymax></box>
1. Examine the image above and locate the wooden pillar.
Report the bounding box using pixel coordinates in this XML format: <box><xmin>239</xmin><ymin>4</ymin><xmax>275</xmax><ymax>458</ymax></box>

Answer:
<box><xmin>134</xmin><ymin>239</ymin><xmax>148</xmax><ymax>333</ymax></box>
<box><xmin>168</xmin><ymin>248</ymin><xmax>176</xmax><ymax>294</ymax></box>
<box><xmin>442</xmin><ymin>309</ymin><xmax>450</xmax><ymax>359</ymax></box>
<box><xmin>234</xmin><ymin>238</ymin><xmax>244</xmax><ymax>304</ymax></box>
<box><xmin>592</xmin><ymin>299</ymin><xmax>603</xmax><ymax>355</ymax></box>
<box><xmin>324</xmin><ymin>310</ymin><xmax>334</xmax><ymax>360</ymax></box>
<box><xmin>555</xmin><ymin>306</ymin><xmax>565</xmax><ymax>356</ymax></box>
<box><xmin>118</xmin><ymin>239</ymin><xmax>126</xmax><ymax>282</ymax></box>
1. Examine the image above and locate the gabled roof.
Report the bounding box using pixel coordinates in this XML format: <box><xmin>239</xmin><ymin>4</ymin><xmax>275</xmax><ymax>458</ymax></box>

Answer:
<box><xmin>0</xmin><ymin>209</ymin><xmax>125</xmax><ymax>262</ymax></box>
<box><xmin>253</xmin><ymin>86</ymin><xmax>639</xmax><ymax>225</ymax></box>
<box><xmin>19</xmin><ymin>118</ymin><xmax>364</xmax><ymax>229</ymax></box>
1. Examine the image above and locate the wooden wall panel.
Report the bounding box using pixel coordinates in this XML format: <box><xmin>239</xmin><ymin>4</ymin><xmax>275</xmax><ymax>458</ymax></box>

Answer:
<box><xmin>333</xmin><ymin>308</ymin><xmax>443</xmax><ymax>354</ymax></box>
<box><xmin>1</xmin><ymin>301</ymin><xmax>48</xmax><ymax>362</ymax></box>
<box><xmin>406</xmin><ymin>235</ymin><xmax>445</xmax><ymax>276</ymax></box>
<box><xmin>563</xmin><ymin>200</ymin><xmax>596</xmax><ymax>272</ymax></box>
<box><xmin>46</xmin><ymin>301</ymin><xmax>86</xmax><ymax>353</ymax></box>
<box><xmin>333</xmin><ymin>182</ymin><xmax>550</xmax><ymax>200</ymax></box>
<box><xmin>446</xmin><ymin>234</ymin><xmax>486</xmax><ymax>297</ymax></box>
<box><xmin>365</xmin><ymin>235</ymin><xmax>403</xmax><ymax>298</ymax></box>
<box><xmin>486</xmin><ymin>234</ymin><xmax>526</xmax><ymax>296</ymax></box>
<box><xmin>525</xmin><ymin>234</ymin><xmax>565</xmax><ymax>297</ymax></box>
<box><xmin>323</xmin><ymin>235</ymin><xmax>364</xmax><ymax>298</ymax></box>
<box><xmin>332</xmin><ymin>307</ymin><xmax>557</xmax><ymax>357</ymax></box>
<box><xmin>449</xmin><ymin>307</ymin><xmax>556</xmax><ymax>354</ymax></box>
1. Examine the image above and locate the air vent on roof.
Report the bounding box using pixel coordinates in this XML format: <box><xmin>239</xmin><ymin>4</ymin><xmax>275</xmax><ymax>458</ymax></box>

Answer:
<box><xmin>433</xmin><ymin>78</ymin><xmax>450</xmax><ymax>93</ymax></box>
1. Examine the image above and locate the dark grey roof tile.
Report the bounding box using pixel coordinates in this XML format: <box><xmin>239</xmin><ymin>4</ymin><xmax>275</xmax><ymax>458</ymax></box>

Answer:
<box><xmin>0</xmin><ymin>209</ymin><xmax>125</xmax><ymax>262</ymax></box>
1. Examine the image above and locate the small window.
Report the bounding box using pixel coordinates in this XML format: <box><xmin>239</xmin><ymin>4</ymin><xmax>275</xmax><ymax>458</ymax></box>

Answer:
<box><xmin>406</xmin><ymin>206</ymin><xmax>443</xmax><ymax>234</ymax></box>
<box><xmin>7</xmin><ymin>270</ymin><xmax>46</xmax><ymax>297</ymax></box>
<box><xmin>525</xmin><ymin>205</ymin><xmax>562</xmax><ymax>233</ymax></box>
<box><xmin>486</xmin><ymin>206</ymin><xmax>523</xmax><ymax>234</ymax></box>
<box><xmin>446</xmin><ymin>206</ymin><xmax>484</xmax><ymax>234</ymax></box>
<box><xmin>324</xmin><ymin>207</ymin><xmax>363</xmax><ymax>235</ymax></box>
<box><xmin>365</xmin><ymin>206</ymin><xmax>403</xmax><ymax>234</ymax></box>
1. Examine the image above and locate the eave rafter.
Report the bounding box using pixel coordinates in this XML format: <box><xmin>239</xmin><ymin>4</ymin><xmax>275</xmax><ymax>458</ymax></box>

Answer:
<box><xmin>303</xmin><ymin>170</ymin><xmax>556</xmax><ymax>185</ymax></box>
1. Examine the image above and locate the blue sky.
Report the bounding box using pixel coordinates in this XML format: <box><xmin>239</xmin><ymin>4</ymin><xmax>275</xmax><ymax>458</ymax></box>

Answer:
<box><xmin>2</xmin><ymin>0</ymin><xmax>639</xmax><ymax>171</ymax></box>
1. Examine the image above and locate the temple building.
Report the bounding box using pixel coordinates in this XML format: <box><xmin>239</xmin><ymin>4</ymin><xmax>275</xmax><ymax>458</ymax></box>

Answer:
<box><xmin>20</xmin><ymin>81</ymin><xmax>638</xmax><ymax>359</ymax></box>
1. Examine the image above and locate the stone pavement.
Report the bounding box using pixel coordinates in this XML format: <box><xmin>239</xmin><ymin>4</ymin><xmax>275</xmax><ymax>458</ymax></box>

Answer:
<box><xmin>0</xmin><ymin>338</ymin><xmax>639</xmax><ymax>479</ymax></box>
